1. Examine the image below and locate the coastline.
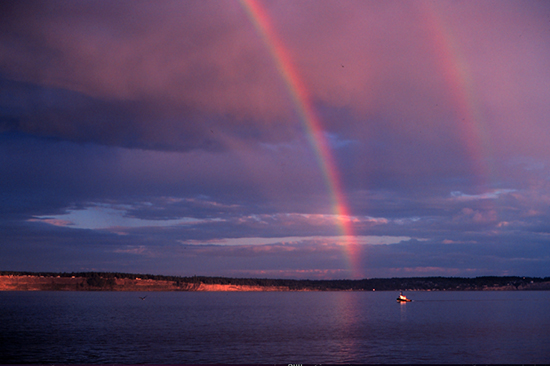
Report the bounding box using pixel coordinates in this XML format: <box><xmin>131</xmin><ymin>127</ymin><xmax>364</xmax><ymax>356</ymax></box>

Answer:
<box><xmin>1</xmin><ymin>273</ymin><xmax>550</xmax><ymax>291</ymax></box>
<box><xmin>0</xmin><ymin>275</ymin><xmax>289</xmax><ymax>292</ymax></box>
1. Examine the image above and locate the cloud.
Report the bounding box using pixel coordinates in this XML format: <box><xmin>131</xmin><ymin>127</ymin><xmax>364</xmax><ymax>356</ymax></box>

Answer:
<box><xmin>0</xmin><ymin>1</ymin><xmax>548</xmax><ymax>158</ymax></box>
<box><xmin>3</xmin><ymin>220</ymin><xmax>549</xmax><ymax>278</ymax></box>
<box><xmin>450</xmin><ymin>189</ymin><xmax>516</xmax><ymax>201</ymax></box>
<box><xmin>0</xmin><ymin>1</ymin><xmax>299</xmax><ymax>152</ymax></box>
<box><xmin>28</xmin><ymin>204</ymin><xmax>209</xmax><ymax>230</ymax></box>
<box><xmin>1</xmin><ymin>1</ymin><xmax>550</xmax><ymax>278</ymax></box>
<box><xmin>27</xmin><ymin>218</ymin><xmax>74</xmax><ymax>227</ymax></box>
<box><xmin>179</xmin><ymin>235</ymin><xmax>411</xmax><ymax>247</ymax></box>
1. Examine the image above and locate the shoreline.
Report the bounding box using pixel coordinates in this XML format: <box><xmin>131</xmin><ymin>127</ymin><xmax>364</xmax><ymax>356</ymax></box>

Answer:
<box><xmin>0</xmin><ymin>275</ymin><xmax>289</xmax><ymax>292</ymax></box>
<box><xmin>2</xmin><ymin>273</ymin><xmax>550</xmax><ymax>292</ymax></box>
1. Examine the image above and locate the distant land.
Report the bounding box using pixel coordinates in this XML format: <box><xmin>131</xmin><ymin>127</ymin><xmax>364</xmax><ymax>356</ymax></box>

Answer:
<box><xmin>1</xmin><ymin>271</ymin><xmax>550</xmax><ymax>291</ymax></box>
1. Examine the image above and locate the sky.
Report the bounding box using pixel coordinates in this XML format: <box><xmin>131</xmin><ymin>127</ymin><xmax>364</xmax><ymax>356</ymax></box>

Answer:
<box><xmin>1</xmin><ymin>0</ymin><xmax>550</xmax><ymax>279</ymax></box>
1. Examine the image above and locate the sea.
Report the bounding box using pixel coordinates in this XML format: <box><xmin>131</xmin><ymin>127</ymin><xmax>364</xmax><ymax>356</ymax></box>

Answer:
<box><xmin>1</xmin><ymin>290</ymin><xmax>549</xmax><ymax>364</ymax></box>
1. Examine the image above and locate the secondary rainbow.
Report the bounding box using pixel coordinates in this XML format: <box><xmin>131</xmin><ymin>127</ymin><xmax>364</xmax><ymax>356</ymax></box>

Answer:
<box><xmin>421</xmin><ymin>2</ymin><xmax>492</xmax><ymax>186</ymax></box>
<box><xmin>240</xmin><ymin>0</ymin><xmax>362</xmax><ymax>278</ymax></box>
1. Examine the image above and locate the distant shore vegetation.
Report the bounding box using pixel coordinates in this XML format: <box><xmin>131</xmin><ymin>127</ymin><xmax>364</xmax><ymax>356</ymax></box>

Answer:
<box><xmin>1</xmin><ymin>271</ymin><xmax>550</xmax><ymax>291</ymax></box>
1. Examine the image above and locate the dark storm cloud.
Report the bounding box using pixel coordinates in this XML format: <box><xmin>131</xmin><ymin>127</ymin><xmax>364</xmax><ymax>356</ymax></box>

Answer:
<box><xmin>1</xmin><ymin>0</ymin><xmax>547</xmax><ymax>158</ymax></box>
<box><xmin>1</xmin><ymin>0</ymin><xmax>550</xmax><ymax>278</ymax></box>
<box><xmin>0</xmin><ymin>76</ymin><xmax>282</xmax><ymax>152</ymax></box>
<box><xmin>0</xmin><ymin>132</ymin><xmax>121</xmax><ymax>219</ymax></box>
<box><xmin>0</xmin><ymin>1</ymin><xmax>299</xmax><ymax>151</ymax></box>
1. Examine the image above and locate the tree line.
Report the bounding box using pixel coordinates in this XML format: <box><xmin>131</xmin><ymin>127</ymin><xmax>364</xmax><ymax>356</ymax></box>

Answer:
<box><xmin>1</xmin><ymin>271</ymin><xmax>549</xmax><ymax>291</ymax></box>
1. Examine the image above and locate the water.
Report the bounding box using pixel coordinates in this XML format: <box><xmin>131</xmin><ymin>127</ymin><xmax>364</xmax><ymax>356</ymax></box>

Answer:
<box><xmin>1</xmin><ymin>290</ymin><xmax>549</xmax><ymax>364</ymax></box>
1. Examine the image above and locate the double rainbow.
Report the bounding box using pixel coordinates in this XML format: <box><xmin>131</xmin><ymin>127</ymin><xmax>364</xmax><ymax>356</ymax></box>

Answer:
<box><xmin>240</xmin><ymin>1</ymin><xmax>491</xmax><ymax>279</ymax></box>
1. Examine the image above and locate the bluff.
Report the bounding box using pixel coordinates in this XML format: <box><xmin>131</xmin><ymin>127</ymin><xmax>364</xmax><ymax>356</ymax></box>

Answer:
<box><xmin>0</xmin><ymin>275</ymin><xmax>288</xmax><ymax>291</ymax></box>
<box><xmin>1</xmin><ymin>272</ymin><xmax>549</xmax><ymax>291</ymax></box>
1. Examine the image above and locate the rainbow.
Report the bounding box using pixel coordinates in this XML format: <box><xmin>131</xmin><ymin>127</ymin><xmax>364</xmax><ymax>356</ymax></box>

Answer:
<box><xmin>240</xmin><ymin>0</ymin><xmax>362</xmax><ymax>279</ymax></box>
<box><xmin>420</xmin><ymin>2</ymin><xmax>497</xmax><ymax>230</ymax></box>
<box><xmin>240</xmin><ymin>2</ymin><xmax>493</xmax><ymax>279</ymax></box>
<box><xmin>420</xmin><ymin>2</ymin><xmax>492</xmax><ymax>186</ymax></box>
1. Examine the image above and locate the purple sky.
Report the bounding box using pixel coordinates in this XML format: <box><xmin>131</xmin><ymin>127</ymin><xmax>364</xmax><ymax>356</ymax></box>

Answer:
<box><xmin>1</xmin><ymin>0</ymin><xmax>550</xmax><ymax>279</ymax></box>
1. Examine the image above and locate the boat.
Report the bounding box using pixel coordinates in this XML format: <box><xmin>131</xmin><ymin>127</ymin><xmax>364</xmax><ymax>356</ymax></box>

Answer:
<box><xmin>396</xmin><ymin>291</ymin><xmax>412</xmax><ymax>302</ymax></box>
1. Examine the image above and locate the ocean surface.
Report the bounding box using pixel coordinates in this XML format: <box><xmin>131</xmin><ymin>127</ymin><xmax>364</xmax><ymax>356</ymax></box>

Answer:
<box><xmin>1</xmin><ymin>290</ymin><xmax>549</xmax><ymax>364</ymax></box>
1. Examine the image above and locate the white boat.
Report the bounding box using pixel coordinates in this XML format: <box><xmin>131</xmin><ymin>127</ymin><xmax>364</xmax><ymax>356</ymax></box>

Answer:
<box><xmin>396</xmin><ymin>291</ymin><xmax>412</xmax><ymax>302</ymax></box>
